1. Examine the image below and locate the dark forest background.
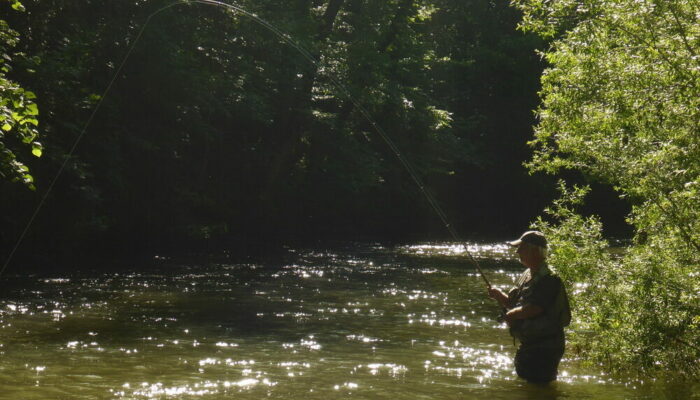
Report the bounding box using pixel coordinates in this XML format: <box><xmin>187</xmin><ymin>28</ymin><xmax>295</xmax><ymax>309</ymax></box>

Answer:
<box><xmin>0</xmin><ymin>0</ymin><xmax>627</xmax><ymax>265</ymax></box>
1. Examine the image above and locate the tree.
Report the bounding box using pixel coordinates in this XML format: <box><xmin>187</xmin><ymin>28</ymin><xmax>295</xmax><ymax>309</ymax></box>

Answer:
<box><xmin>514</xmin><ymin>0</ymin><xmax>700</xmax><ymax>375</ymax></box>
<box><xmin>0</xmin><ymin>0</ymin><xmax>41</xmax><ymax>189</ymax></box>
<box><xmin>1</xmin><ymin>0</ymin><xmax>547</xmax><ymax>260</ymax></box>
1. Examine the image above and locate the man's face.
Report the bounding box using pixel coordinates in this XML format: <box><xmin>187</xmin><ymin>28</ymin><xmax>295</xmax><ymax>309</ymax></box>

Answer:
<box><xmin>515</xmin><ymin>243</ymin><xmax>537</xmax><ymax>267</ymax></box>
<box><xmin>516</xmin><ymin>243</ymin><xmax>527</xmax><ymax>260</ymax></box>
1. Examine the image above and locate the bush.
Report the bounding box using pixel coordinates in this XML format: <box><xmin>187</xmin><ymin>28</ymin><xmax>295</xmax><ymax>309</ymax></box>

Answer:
<box><xmin>516</xmin><ymin>0</ymin><xmax>700</xmax><ymax>375</ymax></box>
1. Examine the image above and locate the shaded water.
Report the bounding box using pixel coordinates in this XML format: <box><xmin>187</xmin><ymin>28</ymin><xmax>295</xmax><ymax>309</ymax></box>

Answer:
<box><xmin>0</xmin><ymin>243</ymin><xmax>696</xmax><ymax>399</ymax></box>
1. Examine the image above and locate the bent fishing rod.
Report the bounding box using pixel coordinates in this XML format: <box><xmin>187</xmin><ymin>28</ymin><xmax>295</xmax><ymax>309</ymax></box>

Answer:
<box><xmin>1</xmin><ymin>0</ymin><xmax>494</xmax><ymax>289</ymax></box>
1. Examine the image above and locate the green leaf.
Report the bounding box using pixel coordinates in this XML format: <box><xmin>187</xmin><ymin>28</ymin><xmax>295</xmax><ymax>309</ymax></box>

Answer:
<box><xmin>20</xmin><ymin>130</ymin><xmax>37</xmax><ymax>143</ymax></box>
<box><xmin>26</xmin><ymin>103</ymin><xmax>38</xmax><ymax>116</ymax></box>
<box><xmin>31</xmin><ymin>142</ymin><xmax>42</xmax><ymax>157</ymax></box>
<box><xmin>22</xmin><ymin>117</ymin><xmax>38</xmax><ymax>126</ymax></box>
<box><xmin>11</xmin><ymin>1</ymin><xmax>25</xmax><ymax>12</ymax></box>
<box><xmin>1</xmin><ymin>123</ymin><xmax>12</xmax><ymax>131</ymax></box>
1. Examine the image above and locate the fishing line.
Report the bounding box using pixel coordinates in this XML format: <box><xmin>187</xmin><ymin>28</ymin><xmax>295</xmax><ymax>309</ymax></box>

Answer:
<box><xmin>1</xmin><ymin>0</ymin><xmax>492</xmax><ymax>288</ymax></box>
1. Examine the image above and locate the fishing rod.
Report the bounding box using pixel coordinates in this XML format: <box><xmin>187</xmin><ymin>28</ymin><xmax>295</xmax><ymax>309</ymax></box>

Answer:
<box><xmin>1</xmin><ymin>0</ymin><xmax>493</xmax><ymax>289</ymax></box>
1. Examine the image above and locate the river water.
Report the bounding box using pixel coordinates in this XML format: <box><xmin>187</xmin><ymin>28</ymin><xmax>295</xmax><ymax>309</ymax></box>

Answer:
<box><xmin>0</xmin><ymin>243</ymin><xmax>696</xmax><ymax>399</ymax></box>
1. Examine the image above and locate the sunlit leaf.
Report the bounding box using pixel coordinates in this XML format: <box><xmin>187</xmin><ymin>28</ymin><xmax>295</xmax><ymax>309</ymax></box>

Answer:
<box><xmin>26</xmin><ymin>103</ymin><xmax>38</xmax><ymax>116</ymax></box>
<box><xmin>31</xmin><ymin>142</ymin><xmax>42</xmax><ymax>157</ymax></box>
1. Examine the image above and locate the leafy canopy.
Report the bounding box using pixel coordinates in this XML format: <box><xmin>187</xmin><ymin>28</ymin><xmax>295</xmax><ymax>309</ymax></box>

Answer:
<box><xmin>515</xmin><ymin>0</ymin><xmax>700</xmax><ymax>375</ymax></box>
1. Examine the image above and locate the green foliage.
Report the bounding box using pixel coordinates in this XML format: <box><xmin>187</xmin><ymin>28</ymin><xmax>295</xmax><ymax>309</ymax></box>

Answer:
<box><xmin>0</xmin><ymin>1</ymin><xmax>544</xmax><ymax>258</ymax></box>
<box><xmin>518</xmin><ymin>0</ymin><xmax>700</xmax><ymax>376</ymax></box>
<box><xmin>0</xmin><ymin>0</ymin><xmax>41</xmax><ymax>189</ymax></box>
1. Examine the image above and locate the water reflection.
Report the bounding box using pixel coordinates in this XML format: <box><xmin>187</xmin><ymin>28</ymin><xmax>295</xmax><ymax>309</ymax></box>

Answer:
<box><xmin>0</xmin><ymin>243</ymin><xmax>687</xmax><ymax>399</ymax></box>
<box><xmin>401</xmin><ymin>243</ymin><xmax>514</xmax><ymax>260</ymax></box>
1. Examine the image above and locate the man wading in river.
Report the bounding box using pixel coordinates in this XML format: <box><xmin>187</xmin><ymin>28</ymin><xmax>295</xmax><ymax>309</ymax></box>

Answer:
<box><xmin>487</xmin><ymin>231</ymin><xmax>571</xmax><ymax>383</ymax></box>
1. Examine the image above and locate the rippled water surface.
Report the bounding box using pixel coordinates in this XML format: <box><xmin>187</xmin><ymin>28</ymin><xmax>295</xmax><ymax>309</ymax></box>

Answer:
<box><xmin>0</xmin><ymin>243</ymin><xmax>696</xmax><ymax>399</ymax></box>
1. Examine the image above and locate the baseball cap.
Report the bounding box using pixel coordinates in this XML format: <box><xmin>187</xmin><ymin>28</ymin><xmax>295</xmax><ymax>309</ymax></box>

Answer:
<box><xmin>508</xmin><ymin>230</ymin><xmax>547</xmax><ymax>248</ymax></box>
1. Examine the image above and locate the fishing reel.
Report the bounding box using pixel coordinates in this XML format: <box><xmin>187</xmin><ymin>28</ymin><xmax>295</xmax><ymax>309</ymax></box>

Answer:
<box><xmin>496</xmin><ymin>310</ymin><xmax>507</xmax><ymax>323</ymax></box>
<box><xmin>496</xmin><ymin>307</ymin><xmax>508</xmax><ymax>323</ymax></box>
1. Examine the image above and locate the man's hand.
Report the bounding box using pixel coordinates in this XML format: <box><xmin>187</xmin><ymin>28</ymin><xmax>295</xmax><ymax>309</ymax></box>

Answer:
<box><xmin>488</xmin><ymin>287</ymin><xmax>509</xmax><ymax>308</ymax></box>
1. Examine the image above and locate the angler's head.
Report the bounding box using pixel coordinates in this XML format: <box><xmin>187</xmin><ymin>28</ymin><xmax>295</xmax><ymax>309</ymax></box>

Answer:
<box><xmin>508</xmin><ymin>230</ymin><xmax>547</xmax><ymax>268</ymax></box>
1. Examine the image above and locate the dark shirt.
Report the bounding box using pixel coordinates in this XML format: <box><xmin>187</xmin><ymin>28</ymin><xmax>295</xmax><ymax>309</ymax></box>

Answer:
<box><xmin>508</xmin><ymin>264</ymin><xmax>570</xmax><ymax>344</ymax></box>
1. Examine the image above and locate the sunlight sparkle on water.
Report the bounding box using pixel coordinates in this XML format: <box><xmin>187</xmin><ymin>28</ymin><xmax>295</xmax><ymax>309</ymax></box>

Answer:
<box><xmin>365</xmin><ymin>363</ymin><xmax>408</xmax><ymax>377</ymax></box>
<box><xmin>346</xmin><ymin>334</ymin><xmax>381</xmax><ymax>343</ymax></box>
<box><xmin>402</xmin><ymin>243</ymin><xmax>513</xmax><ymax>259</ymax></box>
<box><xmin>215</xmin><ymin>341</ymin><xmax>238</xmax><ymax>348</ymax></box>
<box><xmin>333</xmin><ymin>382</ymin><xmax>359</xmax><ymax>390</ymax></box>
<box><xmin>0</xmin><ymin>243</ymin><xmax>670</xmax><ymax>399</ymax></box>
<box><xmin>118</xmin><ymin>378</ymin><xmax>275</xmax><ymax>398</ymax></box>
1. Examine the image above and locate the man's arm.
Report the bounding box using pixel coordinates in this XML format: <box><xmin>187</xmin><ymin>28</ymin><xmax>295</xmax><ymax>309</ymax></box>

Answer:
<box><xmin>503</xmin><ymin>304</ymin><xmax>544</xmax><ymax>324</ymax></box>
<box><xmin>505</xmin><ymin>275</ymin><xmax>560</xmax><ymax>324</ymax></box>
